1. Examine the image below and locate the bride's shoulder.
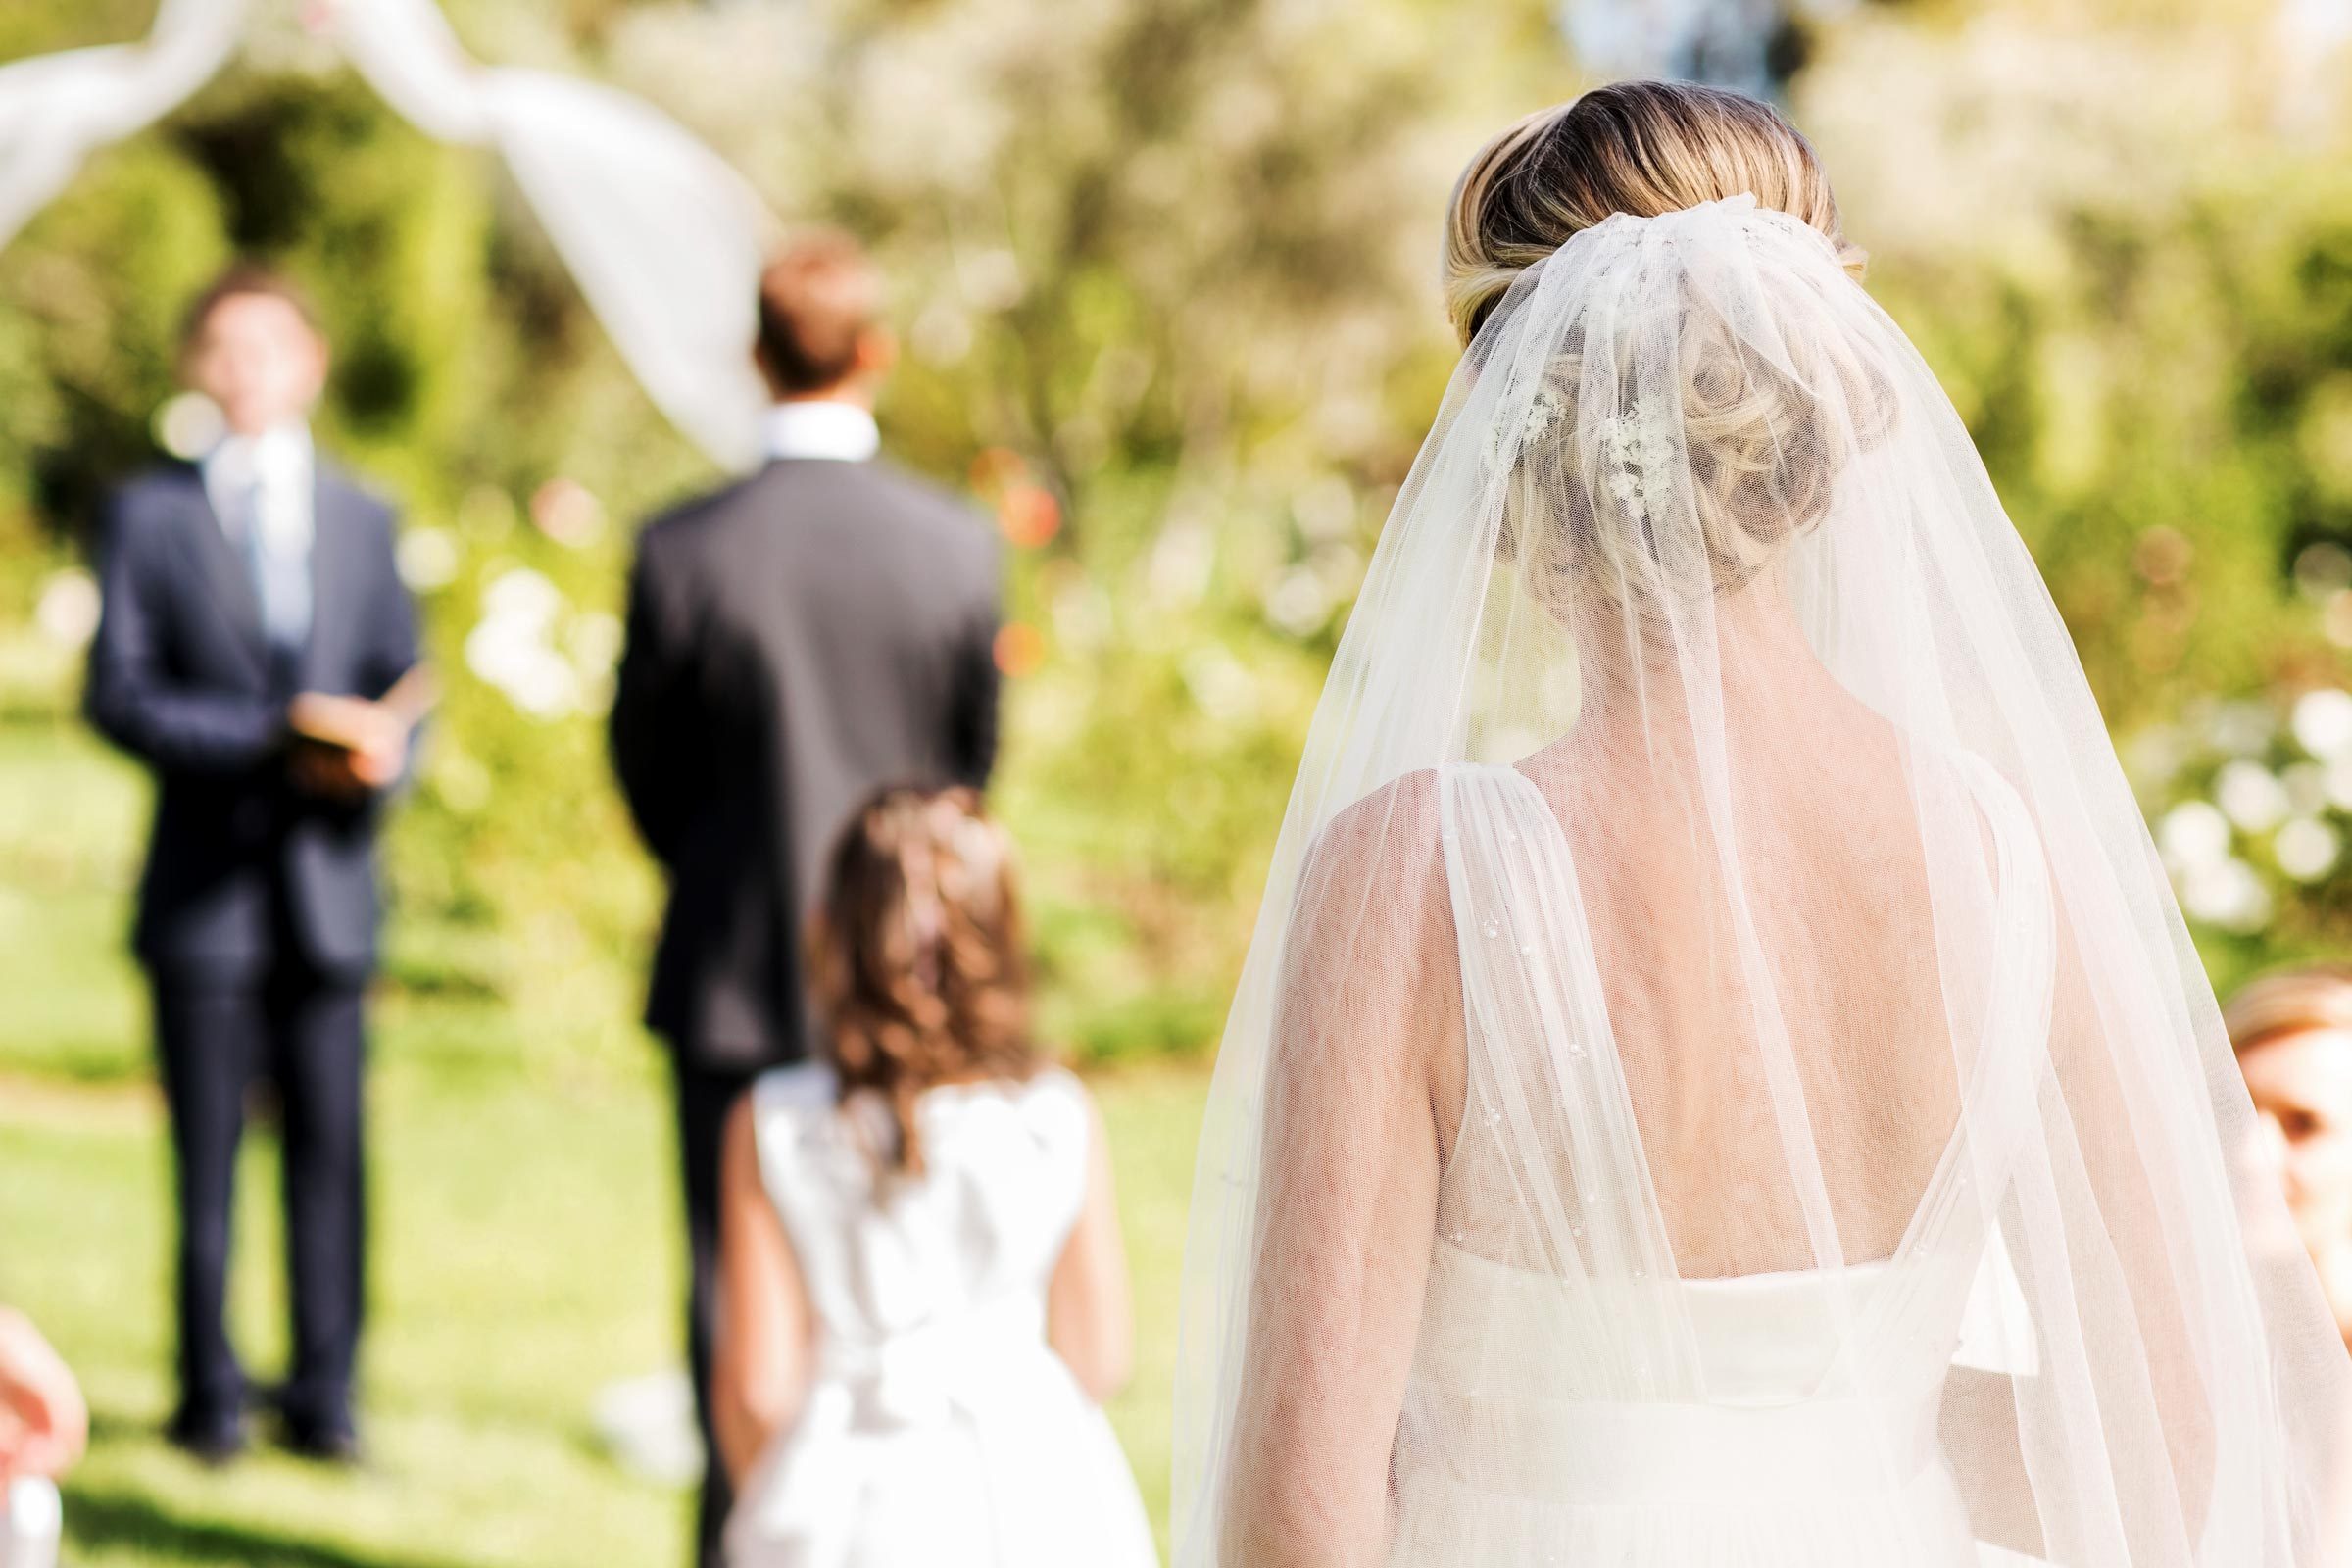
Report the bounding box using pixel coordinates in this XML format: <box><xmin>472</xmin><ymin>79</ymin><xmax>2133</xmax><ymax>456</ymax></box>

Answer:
<box><xmin>1288</xmin><ymin>767</ymin><xmax>1463</xmax><ymax>970</ymax></box>
<box><xmin>1276</xmin><ymin>772</ymin><xmax>1467</xmax><ymax>1111</ymax></box>
<box><xmin>1300</xmin><ymin>767</ymin><xmax>1449</xmax><ymax>886</ymax></box>
<box><xmin>1300</xmin><ymin>762</ymin><xmax>1530</xmax><ymax>879</ymax></box>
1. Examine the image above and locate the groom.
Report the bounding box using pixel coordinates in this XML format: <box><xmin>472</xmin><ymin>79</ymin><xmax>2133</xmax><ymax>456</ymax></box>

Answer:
<box><xmin>85</xmin><ymin>266</ymin><xmax>420</xmax><ymax>1464</ymax></box>
<box><xmin>610</xmin><ymin>229</ymin><xmax>1003</xmax><ymax>1567</ymax></box>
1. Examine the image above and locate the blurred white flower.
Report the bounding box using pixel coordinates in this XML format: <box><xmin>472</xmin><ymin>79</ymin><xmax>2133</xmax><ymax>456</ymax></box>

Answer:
<box><xmin>2327</xmin><ymin>757</ymin><xmax>2352</xmax><ymax>812</ymax></box>
<box><xmin>2210</xmin><ymin>700</ymin><xmax>2277</xmax><ymax>758</ymax></box>
<box><xmin>1293</xmin><ymin>476</ymin><xmax>1358</xmax><ymax>542</ymax></box>
<box><xmin>2284</xmin><ymin>760</ymin><xmax>2328</xmax><ymax>815</ymax></box>
<box><xmin>567</xmin><ymin>611</ymin><xmax>625</xmax><ymax>677</ymax></box>
<box><xmin>466</xmin><ymin>567</ymin><xmax>580</xmax><ymax>719</ymax></box>
<box><xmin>496</xmin><ymin>650</ymin><xmax>582</xmax><ymax>718</ymax></box>
<box><xmin>909</xmin><ymin>299</ymin><xmax>974</xmax><ymax>366</ymax></box>
<box><xmin>1263</xmin><ymin>566</ymin><xmax>1332</xmax><ymax>637</ymax></box>
<box><xmin>1148</xmin><ymin>521</ymin><xmax>1215</xmax><ymax>608</ymax></box>
<box><xmin>1182</xmin><ymin>646</ymin><xmax>1258</xmax><ymax>725</ymax></box>
<box><xmin>568</xmin><ymin>611</ymin><xmax>625</xmax><ymax>717</ymax></box>
<box><xmin>2124</xmin><ymin>725</ymin><xmax>2187</xmax><ymax>792</ymax></box>
<box><xmin>396</xmin><ymin>526</ymin><xmax>462</xmax><ymax>592</ymax></box>
<box><xmin>2159</xmin><ymin>800</ymin><xmax>2233</xmax><ymax>872</ymax></box>
<box><xmin>33</xmin><ymin>568</ymin><xmax>100</xmax><ymax>648</ymax></box>
<box><xmin>2216</xmin><ymin>760</ymin><xmax>2291</xmax><ymax>833</ymax></box>
<box><xmin>2276</xmin><ymin>816</ymin><xmax>2342</xmax><ymax>883</ymax></box>
<box><xmin>957</xmin><ymin>248</ymin><xmax>1025</xmax><ymax>311</ymax></box>
<box><xmin>481</xmin><ymin>566</ymin><xmax>564</xmax><ymax>626</ymax></box>
<box><xmin>1311</xmin><ymin>543</ymin><xmax>1365</xmax><ymax>601</ymax></box>
<box><xmin>2180</xmin><ymin>857</ymin><xmax>2272</xmax><ymax>934</ymax></box>
<box><xmin>154</xmin><ymin>392</ymin><xmax>224</xmax><ymax>461</ymax></box>
<box><xmin>2293</xmin><ymin>688</ymin><xmax>2352</xmax><ymax>760</ymax></box>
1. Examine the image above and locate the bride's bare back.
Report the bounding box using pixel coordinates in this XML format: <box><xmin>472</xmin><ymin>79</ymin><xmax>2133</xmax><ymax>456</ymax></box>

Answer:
<box><xmin>1526</xmin><ymin>661</ymin><xmax>1967</xmax><ymax>1277</ymax></box>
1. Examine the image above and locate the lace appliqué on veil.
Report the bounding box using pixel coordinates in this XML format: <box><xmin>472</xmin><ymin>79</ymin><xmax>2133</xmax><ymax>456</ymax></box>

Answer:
<box><xmin>1487</xmin><ymin>382</ymin><xmax>1570</xmax><ymax>476</ymax></box>
<box><xmin>1598</xmin><ymin>407</ymin><xmax>1675</xmax><ymax>526</ymax></box>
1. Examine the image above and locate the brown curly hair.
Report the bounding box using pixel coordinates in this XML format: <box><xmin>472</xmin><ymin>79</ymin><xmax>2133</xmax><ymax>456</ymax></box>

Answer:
<box><xmin>808</xmin><ymin>785</ymin><xmax>1039</xmax><ymax>1176</ymax></box>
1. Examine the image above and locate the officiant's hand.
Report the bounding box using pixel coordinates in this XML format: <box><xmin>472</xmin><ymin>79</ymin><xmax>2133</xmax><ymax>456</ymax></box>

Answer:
<box><xmin>287</xmin><ymin>693</ymin><xmax>409</xmax><ymax>799</ymax></box>
<box><xmin>0</xmin><ymin>1307</ymin><xmax>85</xmax><ymax>1485</ymax></box>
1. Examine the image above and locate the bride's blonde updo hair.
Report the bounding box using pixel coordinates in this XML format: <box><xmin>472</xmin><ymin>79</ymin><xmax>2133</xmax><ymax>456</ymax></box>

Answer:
<box><xmin>1447</xmin><ymin>82</ymin><xmax>1886</xmax><ymax>614</ymax></box>
<box><xmin>1445</xmin><ymin>80</ymin><xmax>1865</xmax><ymax>346</ymax></box>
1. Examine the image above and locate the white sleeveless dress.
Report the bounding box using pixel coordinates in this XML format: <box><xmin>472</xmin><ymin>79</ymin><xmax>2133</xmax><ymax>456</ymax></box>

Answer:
<box><xmin>726</xmin><ymin>1065</ymin><xmax>1158</xmax><ymax>1568</ymax></box>
<box><xmin>1392</xmin><ymin>1253</ymin><xmax>1988</xmax><ymax>1564</ymax></box>
<box><xmin>1381</xmin><ymin>760</ymin><xmax>2054</xmax><ymax>1565</ymax></box>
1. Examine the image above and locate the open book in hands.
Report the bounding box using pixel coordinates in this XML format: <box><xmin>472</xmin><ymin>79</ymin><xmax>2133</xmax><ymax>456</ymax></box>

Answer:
<box><xmin>286</xmin><ymin>666</ymin><xmax>435</xmax><ymax>802</ymax></box>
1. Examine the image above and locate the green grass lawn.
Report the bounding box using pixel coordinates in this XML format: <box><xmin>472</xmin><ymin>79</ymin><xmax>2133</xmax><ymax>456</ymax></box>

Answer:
<box><xmin>0</xmin><ymin>719</ymin><xmax>1208</xmax><ymax>1567</ymax></box>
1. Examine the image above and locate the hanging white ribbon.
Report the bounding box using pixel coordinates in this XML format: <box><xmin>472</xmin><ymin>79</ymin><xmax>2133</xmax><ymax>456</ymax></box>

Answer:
<box><xmin>0</xmin><ymin>0</ymin><xmax>775</xmax><ymax>471</ymax></box>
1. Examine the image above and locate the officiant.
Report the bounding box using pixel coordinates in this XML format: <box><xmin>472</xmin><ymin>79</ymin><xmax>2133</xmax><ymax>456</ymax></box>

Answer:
<box><xmin>84</xmin><ymin>265</ymin><xmax>424</xmax><ymax>1466</ymax></box>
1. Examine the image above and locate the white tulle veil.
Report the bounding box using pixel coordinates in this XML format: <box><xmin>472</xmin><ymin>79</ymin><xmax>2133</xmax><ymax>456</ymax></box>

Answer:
<box><xmin>1170</xmin><ymin>192</ymin><xmax>2352</xmax><ymax>1564</ymax></box>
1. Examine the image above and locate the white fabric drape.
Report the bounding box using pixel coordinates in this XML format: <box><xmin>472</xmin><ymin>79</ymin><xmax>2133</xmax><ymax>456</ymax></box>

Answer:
<box><xmin>0</xmin><ymin>0</ymin><xmax>250</xmax><ymax>248</ymax></box>
<box><xmin>0</xmin><ymin>0</ymin><xmax>774</xmax><ymax>470</ymax></box>
<box><xmin>329</xmin><ymin>0</ymin><xmax>774</xmax><ymax>469</ymax></box>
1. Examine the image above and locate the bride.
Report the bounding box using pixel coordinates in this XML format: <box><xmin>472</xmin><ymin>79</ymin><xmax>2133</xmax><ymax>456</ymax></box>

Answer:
<box><xmin>1171</xmin><ymin>80</ymin><xmax>2352</xmax><ymax>1565</ymax></box>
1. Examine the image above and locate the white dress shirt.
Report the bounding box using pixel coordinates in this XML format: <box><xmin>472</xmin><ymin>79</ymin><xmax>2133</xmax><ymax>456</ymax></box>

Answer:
<box><xmin>203</xmin><ymin>422</ymin><xmax>315</xmax><ymax>551</ymax></box>
<box><xmin>202</xmin><ymin>422</ymin><xmax>316</xmax><ymax>652</ymax></box>
<box><xmin>763</xmin><ymin>401</ymin><xmax>880</xmax><ymax>463</ymax></box>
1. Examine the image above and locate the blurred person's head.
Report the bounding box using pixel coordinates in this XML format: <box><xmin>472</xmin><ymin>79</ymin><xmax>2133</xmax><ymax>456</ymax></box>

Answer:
<box><xmin>179</xmin><ymin>265</ymin><xmax>329</xmax><ymax>437</ymax></box>
<box><xmin>1442</xmin><ymin>80</ymin><xmax>1865</xmax><ymax>348</ymax></box>
<box><xmin>808</xmin><ymin>785</ymin><xmax>1036</xmax><ymax>1176</ymax></box>
<box><xmin>754</xmin><ymin>229</ymin><xmax>895</xmax><ymax>406</ymax></box>
<box><xmin>2228</xmin><ymin>966</ymin><xmax>2352</xmax><ymax>1330</ymax></box>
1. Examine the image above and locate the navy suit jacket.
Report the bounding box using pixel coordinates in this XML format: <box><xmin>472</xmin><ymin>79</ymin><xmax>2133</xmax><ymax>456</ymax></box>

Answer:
<box><xmin>85</xmin><ymin>460</ymin><xmax>419</xmax><ymax>985</ymax></box>
<box><xmin>611</xmin><ymin>458</ymin><xmax>1001</xmax><ymax>1070</ymax></box>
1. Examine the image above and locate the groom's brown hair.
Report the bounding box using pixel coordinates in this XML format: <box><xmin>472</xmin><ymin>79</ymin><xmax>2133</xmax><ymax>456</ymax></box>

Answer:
<box><xmin>755</xmin><ymin>228</ymin><xmax>884</xmax><ymax>395</ymax></box>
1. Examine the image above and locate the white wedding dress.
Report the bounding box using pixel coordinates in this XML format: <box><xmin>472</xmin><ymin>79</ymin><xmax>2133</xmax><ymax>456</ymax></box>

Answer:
<box><xmin>725</xmin><ymin>1065</ymin><xmax>1157</xmax><ymax>1568</ymax></box>
<box><xmin>1172</xmin><ymin>194</ymin><xmax>2352</xmax><ymax>1566</ymax></box>
<box><xmin>1385</xmin><ymin>758</ymin><xmax>2038</xmax><ymax>1566</ymax></box>
<box><xmin>1397</xmin><ymin>1254</ymin><xmax>1976</xmax><ymax>1563</ymax></box>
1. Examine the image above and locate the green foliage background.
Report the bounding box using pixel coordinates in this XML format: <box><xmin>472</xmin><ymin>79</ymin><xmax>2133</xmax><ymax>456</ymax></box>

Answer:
<box><xmin>4</xmin><ymin>0</ymin><xmax>2352</xmax><ymax>1079</ymax></box>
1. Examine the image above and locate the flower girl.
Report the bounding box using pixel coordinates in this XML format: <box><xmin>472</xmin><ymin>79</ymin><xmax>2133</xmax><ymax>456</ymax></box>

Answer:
<box><xmin>712</xmin><ymin>785</ymin><xmax>1158</xmax><ymax>1568</ymax></box>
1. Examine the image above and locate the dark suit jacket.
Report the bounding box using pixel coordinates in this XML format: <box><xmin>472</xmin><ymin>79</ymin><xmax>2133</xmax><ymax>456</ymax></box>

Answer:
<box><xmin>610</xmin><ymin>457</ymin><xmax>1002</xmax><ymax>1070</ymax></box>
<box><xmin>84</xmin><ymin>460</ymin><xmax>419</xmax><ymax>985</ymax></box>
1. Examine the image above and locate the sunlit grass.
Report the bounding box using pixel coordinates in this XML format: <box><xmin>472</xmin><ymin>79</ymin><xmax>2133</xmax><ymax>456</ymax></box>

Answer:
<box><xmin>0</xmin><ymin>1054</ymin><xmax>1203</xmax><ymax>1567</ymax></box>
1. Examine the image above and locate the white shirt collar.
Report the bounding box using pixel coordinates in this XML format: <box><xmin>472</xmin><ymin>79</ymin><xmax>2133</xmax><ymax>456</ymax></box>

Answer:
<box><xmin>763</xmin><ymin>401</ymin><xmax>880</xmax><ymax>464</ymax></box>
<box><xmin>200</xmin><ymin>421</ymin><xmax>315</xmax><ymax>548</ymax></box>
<box><xmin>204</xmin><ymin>421</ymin><xmax>313</xmax><ymax>483</ymax></box>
